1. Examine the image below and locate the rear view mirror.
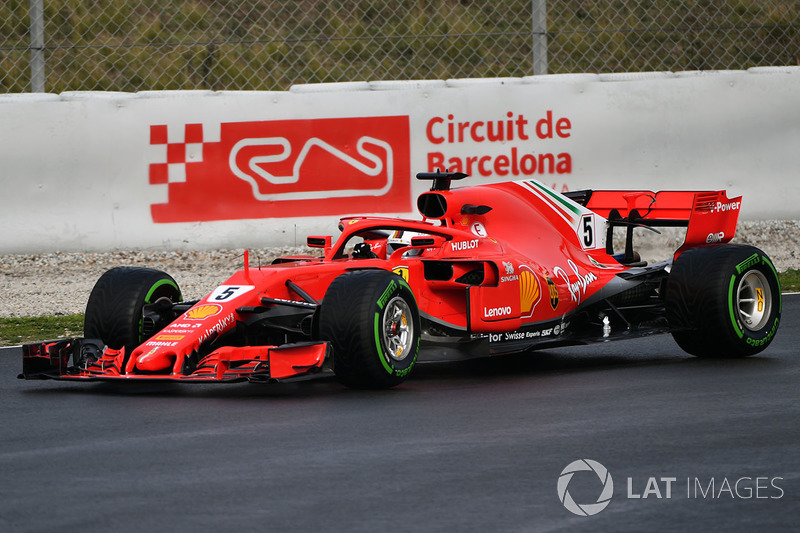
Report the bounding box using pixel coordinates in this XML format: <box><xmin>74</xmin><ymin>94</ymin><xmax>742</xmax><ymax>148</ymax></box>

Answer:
<box><xmin>410</xmin><ymin>235</ymin><xmax>446</xmax><ymax>248</ymax></box>
<box><xmin>307</xmin><ymin>236</ymin><xmax>332</xmax><ymax>248</ymax></box>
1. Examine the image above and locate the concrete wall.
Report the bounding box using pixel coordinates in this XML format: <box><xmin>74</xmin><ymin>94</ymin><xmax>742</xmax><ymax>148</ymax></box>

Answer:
<box><xmin>1</xmin><ymin>67</ymin><xmax>798</xmax><ymax>253</ymax></box>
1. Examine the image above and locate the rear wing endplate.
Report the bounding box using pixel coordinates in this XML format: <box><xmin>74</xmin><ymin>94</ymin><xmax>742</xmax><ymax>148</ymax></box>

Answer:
<box><xmin>567</xmin><ymin>189</ymin><xmax>742</xmax><ymax>259</ymax></box>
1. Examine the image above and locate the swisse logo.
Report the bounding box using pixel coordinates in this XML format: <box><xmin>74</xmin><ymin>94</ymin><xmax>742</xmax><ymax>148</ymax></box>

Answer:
<box><xmin>706</xmin><ymin>231</ymin><xmax>725</xmax><ymax>243</ymax></box>
<box><xmin>712</xmin><ymin>200</ymin><xmax>741</xmax><ymax>213</ymax></box>
<box><xmin>149</xmin><ymin>117</ymin><xmax>411</xmax><ymax>223</ymax></box>
<box><xmin>557</xmin><ymin>460</ymin><xmax>614</xmax><ymax>517</ymax></box>
<box><xmin>484</xmin><ymin>306</ymin><xmax>512</xmax><ymax>318</ymax></box>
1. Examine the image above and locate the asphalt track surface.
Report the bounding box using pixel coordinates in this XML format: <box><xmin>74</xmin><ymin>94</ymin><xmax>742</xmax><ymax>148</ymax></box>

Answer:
<box><xmin>1</xmin><ymin>296</ymin><xmax>798</xmax><ymax>532</ymax></box>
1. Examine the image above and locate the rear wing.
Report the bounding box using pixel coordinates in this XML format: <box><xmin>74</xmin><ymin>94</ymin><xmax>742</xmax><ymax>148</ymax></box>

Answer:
<box><xmin>565</xmin><ymin>189</ymin><xmax>742</xmax><ymax>259</ymax></box>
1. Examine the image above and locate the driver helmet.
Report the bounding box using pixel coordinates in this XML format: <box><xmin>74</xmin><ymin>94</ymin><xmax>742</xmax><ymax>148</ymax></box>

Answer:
<box><xmin>387</xmin><ymin>230</ymin><xmax>425</xmax><ymax>256</ymax></box>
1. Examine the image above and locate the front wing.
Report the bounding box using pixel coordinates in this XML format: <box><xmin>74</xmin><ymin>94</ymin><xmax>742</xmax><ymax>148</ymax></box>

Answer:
<box><xmin>19</xmin><ymin>338</ymin><xmax>332</xmax><ymax>384</ymax></box>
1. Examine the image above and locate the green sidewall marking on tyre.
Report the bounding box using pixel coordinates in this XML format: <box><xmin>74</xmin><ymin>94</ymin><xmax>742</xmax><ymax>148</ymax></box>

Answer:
<box><xmin>397</xmin><ymin>277</ymin><xmax>412</xmax><ymax>294</ymax></box>
<box><xmin>140</xmin><ymin>278</ymin><xmax>180</xmax><ymax>343</ymax></box>
<box><xmin>145</xmin><ymin>278</ymin><xmax>180</xmax><ymax>304</ymax></box>
<box><xmin>377</xmin><ymin>280</ymin><xmax>397</xmax><ymax>310</ymax></box>
<box><xmin>728</xmin><ymin>275</ymin><xmax>744</xmax><ymax>339</ymax></box>
<box><xmin>761</xmin><ymin>255</ymin><xmax>782</xmax><ymax>313</ymax></box>
<box><xmin>374</xmin><ymin>311</ymin><xmax>394</xmax><ymax>375</ymax></box>
<box><xmin>735</xmin><ymin>253</ymin><xmax>760</xmax><ymax>275</ymax></box>
<box><xmin>373</xmin><ymin>274</ymin><xmax>416</xmax><ymax>376</ymax></box>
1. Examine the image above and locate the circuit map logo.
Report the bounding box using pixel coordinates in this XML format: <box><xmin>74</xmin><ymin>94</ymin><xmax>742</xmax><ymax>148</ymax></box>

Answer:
<box><xmin>148</xmin><ymin>116</ymin><xmax>411</xmax><ymax>223</ymax></box>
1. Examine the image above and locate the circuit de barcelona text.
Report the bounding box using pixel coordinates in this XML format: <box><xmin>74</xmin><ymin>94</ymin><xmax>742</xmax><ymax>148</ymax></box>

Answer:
<box><xmin>425</xmin><ymin>111</ymin><xmax>573</xmax><ymax>177</ymax></box>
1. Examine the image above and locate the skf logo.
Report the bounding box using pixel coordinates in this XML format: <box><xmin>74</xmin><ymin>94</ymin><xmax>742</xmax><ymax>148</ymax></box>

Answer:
<box><xmin>185</xmin><ymin>304</ymin><xmax>223</xmax><ymax>320</ymax></box>
<box><xmin>149</xmin><ymin>116</ymin><xmax>411</xmax><ymax>223</ymax></box>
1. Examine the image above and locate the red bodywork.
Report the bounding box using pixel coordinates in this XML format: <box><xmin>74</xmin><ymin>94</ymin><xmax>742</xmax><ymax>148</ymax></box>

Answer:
<box><xmin>21</xmin><ymin>176</ymin><xmax>742</xmax><ymax>384</ymax></box>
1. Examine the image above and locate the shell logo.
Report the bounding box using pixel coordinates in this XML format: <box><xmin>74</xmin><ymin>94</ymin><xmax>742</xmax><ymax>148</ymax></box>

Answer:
<box><xmin>519</xmin><ymin>267</ymin><xmax>541</xmax><ymax>317</ymax></box>
<box><xmin>186</xmin><ymin>303</ymin><xmax>223</xmax><ymax>320</ymax></box>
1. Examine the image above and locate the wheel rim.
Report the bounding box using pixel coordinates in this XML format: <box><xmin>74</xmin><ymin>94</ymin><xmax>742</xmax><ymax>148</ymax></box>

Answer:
<box><xmin>382</xmin><ymin>296</ymin><xmax>414</xmax><ymax>361</ymax></box>
<box><xmin>736</xmin><ymin>270</ymin><xmax>771</xmax><ymax>331</ymax></box>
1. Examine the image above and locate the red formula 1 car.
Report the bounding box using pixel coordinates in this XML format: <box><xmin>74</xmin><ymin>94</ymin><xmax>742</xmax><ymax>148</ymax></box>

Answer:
<box><xmin>21</xmin><ymin>172</ymin><xmax>782</xmax><ymax>388</ymax></box>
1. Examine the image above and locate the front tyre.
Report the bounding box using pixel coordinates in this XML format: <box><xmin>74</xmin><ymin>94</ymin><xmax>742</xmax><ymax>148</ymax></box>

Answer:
<box><xmin>319</xmin><ymin>270</ymin><xmax>421</xmax><ymax>389</ymax></box>
<box><xmin>84</xmin><ymin>267</ymin><xmax>182</xmax><ymax>355</ymax></box>
<box><xmin>666</xmin><ymin>244</ymin><xmax>781</xmax><ymax>357</ymax></box>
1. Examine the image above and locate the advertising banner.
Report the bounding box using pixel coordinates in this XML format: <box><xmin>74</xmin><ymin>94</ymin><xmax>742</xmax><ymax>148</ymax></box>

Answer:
<box><xmin>0</xmin><ymin>68</ymin><xmax>798</xmax><ymax>253</ymax></box>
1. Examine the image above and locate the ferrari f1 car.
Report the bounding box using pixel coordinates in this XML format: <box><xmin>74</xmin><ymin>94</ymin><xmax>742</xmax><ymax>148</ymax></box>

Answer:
<box><xmin>21</xmin><ymin>172</ymin><xmax>781</xmax><ymax>389</ymax></box>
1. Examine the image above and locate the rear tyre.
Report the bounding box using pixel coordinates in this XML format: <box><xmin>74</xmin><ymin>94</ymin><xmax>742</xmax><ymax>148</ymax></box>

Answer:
<box><xmin>319</xmin><ymin>270</ymin><xmax>420</xmax><ymax>389</ymax></box>
<box><xmin>84</xmin><ymin>267</ymin><xmax>182</xmax><ymax>355</ymax></box>
<box><xmin>666</xmin><ymin>244</ymin><xmax>781</xmax><ymax>357</ymax></box>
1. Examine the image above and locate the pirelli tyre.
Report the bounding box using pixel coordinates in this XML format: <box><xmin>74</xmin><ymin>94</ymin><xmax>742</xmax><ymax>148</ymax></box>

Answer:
<box><xmin>666</xmin><ymin>244</ymin><xmax>781</xmax><ymax>358</ymax></box>
<box><xmin>84</xmin><ymin>267</ymin><xmax>182</xmax><ymax>355</ymax></box>
<box><xmin>319</xmin><ymin>270</ymin><xmax>421</xmax><ymax>389</ymax></box>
